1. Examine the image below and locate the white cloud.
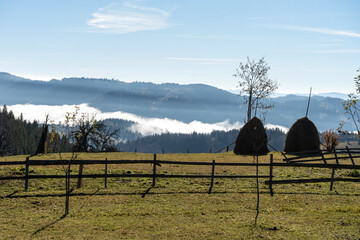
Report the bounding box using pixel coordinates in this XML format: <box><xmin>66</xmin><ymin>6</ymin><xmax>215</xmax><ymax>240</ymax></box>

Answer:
<box><xmin>273</xmin><ymin>25</ymin><xmax>360</xmax><ymax>38</ymax></box>
<box><xmin>310</xmin><ymin>43</ymin><xmax>343</xmax><ymax>47</ymax></box>
<box><xmin>3</xmin><ymin>104</ymin><xmax>243</xmax><ymax>136</ymax></box>
<box><xmin>306</xmin><ymin>49</ymin><xmax>360</xmax><ymax>53</ymax></box>
<box><xmin>264</xmin><ymin>124</ymin><xmax>289</xmax><ymax>133</ymax></box>
<box><xmin>166</xmin><ymin>57</ymin><xmax>242</xmax><ymax>62</ymax></box>
<box><xmin>248</xmin><ymin>17</ymin><xmax>264</xmax><ymax>20</ymax></box>
<box><xmin>87</xmin><ymin>2</ymin><xmax>170</xmax><ymax>34</ymax></box>
<box><xmin>166</xmin><ymin>57</ymin><xmax>243</xmax><ymax>64</ymax></box>
<box><xmin>290</xmin><ymin>49</ymin><xmax>360</xmax><ymax>54</ymax></box>
<box><xmin>3</xmin><ymin>104</ymin><xmax>291</xmax><ymax>137</ymax></box>
<box><xmin>10</xmin><ymin>73</ymin><xmax>61</xmax><ymax>82</ymax></box>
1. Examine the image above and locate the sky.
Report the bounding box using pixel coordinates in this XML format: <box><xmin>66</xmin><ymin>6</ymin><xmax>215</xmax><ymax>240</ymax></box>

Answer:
<box><xmin>0</xmin><ymin>0</ymin><xmax>359</xmax><ymax>94</ymax></box>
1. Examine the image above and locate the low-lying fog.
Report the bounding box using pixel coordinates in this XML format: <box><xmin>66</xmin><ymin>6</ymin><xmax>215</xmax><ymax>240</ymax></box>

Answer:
<box><xmin>3</xmin><ymin>103</ymin><xmax>289</xmax><ymax>136</ymax></box>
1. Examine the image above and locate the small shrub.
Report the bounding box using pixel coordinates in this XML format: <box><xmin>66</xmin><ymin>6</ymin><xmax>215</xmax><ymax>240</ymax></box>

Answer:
<box><xmin>322</xmin><ymin>129</ymin><xmax>339</xmax><ymax>151</ymax></box>
<box><xmin>10</xmin><ymin>167</ymin><xmax>35</xmax><ymax>175</ymax></box>
<box><xmin>347</xmin><ymin>169</ymin><xmax>360</xmax><ymax>177</ymax></box>
<box><xmin>10</xmin><ymin>166</ymin><xmax>25</xmax><ymax>175</ymax></box>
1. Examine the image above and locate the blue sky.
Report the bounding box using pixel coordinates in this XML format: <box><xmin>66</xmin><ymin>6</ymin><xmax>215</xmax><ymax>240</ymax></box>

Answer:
<box><xmin>0</xmin><ymin>0</ymin><xmax>359</xmax><ymax>94</ymax></box>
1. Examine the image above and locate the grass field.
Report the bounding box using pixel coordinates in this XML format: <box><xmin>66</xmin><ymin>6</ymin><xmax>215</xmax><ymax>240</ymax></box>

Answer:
<box><xmin>1</xmin><ymin>152</ymin><xmax>360</xmax><ymax>239</ymax></box>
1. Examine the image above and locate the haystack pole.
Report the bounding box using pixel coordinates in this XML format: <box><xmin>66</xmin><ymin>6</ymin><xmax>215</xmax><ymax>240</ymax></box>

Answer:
<box><xmin>283</xmin><ymin>88</ymin><xmax>320</xmax><ymax>154</ymax></box>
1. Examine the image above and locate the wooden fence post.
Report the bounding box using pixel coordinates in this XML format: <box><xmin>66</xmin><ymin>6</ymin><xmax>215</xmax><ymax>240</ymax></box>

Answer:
<box><xmin>104</xmin><ymin>158</ymin><xmax>108</xmax><ymax>189</ymax></box>
<box><xmin>333</xmin><ymin>148</ymin><xmax>339</xmax><ymax>165</ymax></box>
<box><xmin>330</xmin><ymin>167</ymin><xmax>335</xmax><ymax>191</ymax></box>
<box><xmin>330</xmin><ymin>148</ymin><xmax>339</xmax><ymax>191</ymax></box>
<box><xmin>77</xmin><ymin>163</ymin><xmax>84</xmax><ymax>189</ymax></box>
<box><xmin>320</xmin><ymin>150</ymin><xmax>327</xmax><ymax>164</ymax></box>
<box><xmin>25</xmin><ymin>157</ymin><xmax>29</xmax><ymax>191</ymax></box>
<box><xmin>208</xmin><ymin>160</ymin><xmax>215</xmax><ymax>194</ymax></box>
<box><xmin>65</xmin><ymin>163</ymin><xmax>71</xmax><ymax>216</ymax></box>
<box><xmin>152</xmin><ymin>154</ymin><xmax>157</xmax><ymax>187</ymax></box>
<box><xmin>346</xmin><ymin>146</ymin><xmax>355</xmax><ymax>165</ymax></box>
<box><xmin>269</xmin><ymin>154</ymin><xmax>274</xmax><ymax>196</ymax></box>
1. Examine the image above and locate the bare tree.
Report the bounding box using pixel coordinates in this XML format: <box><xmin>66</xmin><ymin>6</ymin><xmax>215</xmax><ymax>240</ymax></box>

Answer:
<box><xmin>322</xmin><ymin>129</ymin><xmax>339</xmax><ymax>152</ymax></box>
<box><xmin>234</xmin><ymin>57</ymin><xmax>278</xmax><ymax>122</ymax></box>
<box><xmin>339</xmin><ymin>68</ymin><xmax>360</xmax><ymax>134</ymax></box>
<box><xmin>48</xmin><ymin>106</ymin><xmax>119</xmax><ymax>216</ymax></box>
<box><xmin>64</xmin><ymin>107</ymin><xmax>118</xmax><ymax>152</ymax></box>
<box><xmin>90</xmin><ymin>123</ymin><xmax>119</xmax><ymax>152</ymax></box>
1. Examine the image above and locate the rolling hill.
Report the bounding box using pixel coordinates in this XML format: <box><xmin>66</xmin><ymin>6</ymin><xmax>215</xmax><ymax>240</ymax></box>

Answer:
<box><xmin>0</xmin><ymin>72</ymin><xmax>350</xmax><ymax>131</ymax></box>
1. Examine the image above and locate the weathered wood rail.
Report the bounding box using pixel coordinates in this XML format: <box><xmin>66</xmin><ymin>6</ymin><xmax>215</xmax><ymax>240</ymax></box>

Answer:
<box><xmin>1</xmin><ymin>148</ymin><xmax>360</xmax><ymax>196</ymax></box>
<box><xmin>0</xmin><ymin>155</ymin><xmax>271</xmax><ymax>194</ymax></box>
<box><xmin>266</xmin><ymin>148</ymin><xmax>360</xmax><ymax>195</ymax></box>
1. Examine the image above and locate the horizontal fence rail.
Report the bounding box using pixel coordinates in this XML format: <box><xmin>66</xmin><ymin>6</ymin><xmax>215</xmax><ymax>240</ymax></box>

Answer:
<box><xmin>283</xmin><ymin>147</ymin><xmax>360</xmax><ymax>163</ymax></box>
<box><xmin>1</xmin><ymin>150</ymin><xmax>359</xmax><ymax>195</ymax></box>
<box><xmin>0</xmin><ymin>155</ymin><xmax>272</xmax><ymax>194</ymax></box>
<box><xmin>265</xmin><ymin>178</ymin><xmax>360</xmax><ymax>185</ymax></box>
<box><xmin>266</xmin><ymin>148</ymin><xmax>360</xmax><ymax>194</ymax></box>
<box><xmin>0</xmin><ymin>160</ymin><xmax>272</xmax><ymax>167</ymax></box>
<box><xmin>0</xmin><ymin>174</ymin><xmax>272</xmax><ymax>181</ymax></box>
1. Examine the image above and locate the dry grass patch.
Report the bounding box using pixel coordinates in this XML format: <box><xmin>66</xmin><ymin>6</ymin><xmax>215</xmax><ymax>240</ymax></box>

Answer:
<box><xmin>1</xmin><ymin>152</ymin><xmax>360</xmax><ymax>239</ymax></box>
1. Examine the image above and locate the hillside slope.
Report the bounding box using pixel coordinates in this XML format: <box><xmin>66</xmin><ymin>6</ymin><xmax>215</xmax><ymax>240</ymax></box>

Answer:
<box><xmin>0</xmin><ymin>72</ymin><xmax>349</xmax><ymax>130</ymax></box>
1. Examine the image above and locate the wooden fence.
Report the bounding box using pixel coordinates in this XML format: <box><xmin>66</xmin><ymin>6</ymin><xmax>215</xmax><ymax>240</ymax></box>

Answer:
<box><xmin>266</xmin><ymin>147</ymin><xmax>360</xmax><ymax>195</ymax></box>
<box><xmin>0</xmin><ymin>154</ymin><xmax>271</xmax><ymax>194</ymax></box>
<box><xmin>1</xmin><ymin>149</ymin><xmax>360</xmax><ymax>196</ymax></box>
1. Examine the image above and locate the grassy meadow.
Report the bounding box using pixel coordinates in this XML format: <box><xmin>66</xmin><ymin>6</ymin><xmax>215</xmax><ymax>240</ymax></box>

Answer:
<box><xmin>1</xmin><ymin>152</ymin><xmax>360</xmax><ymax>239</ymax></box>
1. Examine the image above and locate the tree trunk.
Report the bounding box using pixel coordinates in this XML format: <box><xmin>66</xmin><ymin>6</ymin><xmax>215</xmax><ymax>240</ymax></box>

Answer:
<box><xmin>247</xmin><ymin>88</ymin><xmax>253</xmax><ymax>122</ymax></box>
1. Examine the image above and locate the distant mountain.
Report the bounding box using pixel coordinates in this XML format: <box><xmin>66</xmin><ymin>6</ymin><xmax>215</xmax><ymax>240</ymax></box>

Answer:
<box><xmin>226</xmin><ymin>89</ymin><xmax>349</xmax><ymax>99</ymax></box>
<box><xmin>316</xmin><ymin>92</ymin><xmax>349</xmax><ymax>99</ymax></box>
<box><xmin>0</xmin><ymin>72</ymin><xmax>351</xmax><ymax>131</ymax></box>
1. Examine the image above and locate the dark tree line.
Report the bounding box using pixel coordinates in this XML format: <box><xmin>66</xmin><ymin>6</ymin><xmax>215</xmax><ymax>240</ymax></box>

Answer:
<box><xmin>117</xmin><ymin>128</ymin><xmax>287</xmax><ymax>154</ymax></box>
<box><xmin>0</xmin><ymin>105</ymin><xmax>42</xmax><ymax>156</ymax></box>
<box><xmin>0</xmin><ymin>105</ymin><xmax>119</xmax><ymax>156</ymax></box>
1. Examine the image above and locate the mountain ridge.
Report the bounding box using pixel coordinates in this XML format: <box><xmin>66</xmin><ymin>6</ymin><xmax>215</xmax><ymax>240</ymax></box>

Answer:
<box><xmin>0</xmin><ymin>72</ymin><xmax>351</xmax><ymax>131</ymax></box>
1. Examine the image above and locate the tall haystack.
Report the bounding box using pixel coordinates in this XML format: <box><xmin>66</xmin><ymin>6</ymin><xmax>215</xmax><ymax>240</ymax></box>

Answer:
<box><xmin>283</xmin><ymin>117</ymin><xmax>320</xmax><ymax>154</ymax></box>
<box><xmin>233</xmin><ymin>117</ymin><xmax>269</xmax><ymax>155</ymax></box>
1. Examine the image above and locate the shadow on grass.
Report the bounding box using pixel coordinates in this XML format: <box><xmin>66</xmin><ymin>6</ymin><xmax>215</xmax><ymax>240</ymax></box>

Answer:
<box><xmin>141</xmin><ymin>186</ymin><xmax>152</xmax><ymax>198</ymax></box>
<box><xmin>32</xmin><ymin>214</ymin><xmax>66</xmax><ymax>237</ymax></box>
<box><xmin>3</xmin><ymin>188</ymin><xmax>360</xmax><ymax>199</ymax></box>
<box><xmin>5</xmin><ymin>190</ymin><xmax>19</xmax><ymax>197</ymax></box>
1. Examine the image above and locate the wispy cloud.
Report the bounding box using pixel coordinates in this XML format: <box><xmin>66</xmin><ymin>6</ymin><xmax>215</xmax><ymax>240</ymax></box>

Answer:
<box><xmin>306</xmin><ymin>49</ymin><xmax>360</xmax><ymax>53</ymax></box>
<box><xmin>4</xmin><ymin>104</ymin><xmax>291</xmax><ymax>136</ymax></box>
<box><xmin>310</xmin><ymin>43</ymin><xmax>343</xmax><ymax>47</ymax></box>
<box><xmin>10</xmin><ymin>73</ymin><xmax>61</xmax><ymax>82</ymax></box>
<box><xmin>248</xmin><ymin>17</ymin><xmax>264</xmax><ymax>21</ymax></box>
<box><xmin>272</xmin><ymin>25</ymin><xmax>360</xmax><ymax>38</ymax></box>
<box><xmin>289</xmin><ymin>49</ymin><xmax>360</xmax><ymax>54</ymax></box>
<box><xmin>166</xmin><ymin>57</ymin><xmax>243</xmax><ymax>62</ymax></box>
<box><xmin>4</xmin><ymin>104</ymin><xmax>243</xmax><ymax>135</ymax></box>
<box><xmin>87</xmin><ymin>2</ymin><xmax>171</xmax><ymax>34</ymax></box>
<box><xmin>265</xmin><ymin>124</ymin><xmax>289</xmax><ymax>133</ymax></box>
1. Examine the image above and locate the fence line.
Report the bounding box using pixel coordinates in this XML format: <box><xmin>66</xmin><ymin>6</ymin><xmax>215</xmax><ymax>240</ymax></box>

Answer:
<box><xmin>266</xmin><ymin>148</ymin><xmax>360</xmax><ymax>194</ymax></box>
<box><xmin>1</xmin><ymin>150</ymin><xmax>360</xmax><ymax>195</ymax></box>
<box><xmin>0</xmin><ymin>154</ymin><xmax>271</xmax><ymax>192</ymax></box>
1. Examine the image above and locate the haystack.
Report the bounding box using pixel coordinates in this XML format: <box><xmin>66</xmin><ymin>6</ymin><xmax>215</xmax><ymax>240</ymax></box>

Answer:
<box><xmin>233</xmin><ymin>117</ymin><xmax>269</xmax><ymax>155</ymax></box>
<box><xmin>283</xmin><ymin>117</ymin><xmax>320</xmax><ymax>154</ymax></box>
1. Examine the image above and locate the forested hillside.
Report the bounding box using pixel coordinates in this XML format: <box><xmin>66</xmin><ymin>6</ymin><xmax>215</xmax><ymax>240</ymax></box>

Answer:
<box><xmin>117</xmin><ymin>128</ymin><xmax>287</xmax><ymax>153</ymax></box>
<box><xmin>0</xmin><ymin>72</ymin><xmax>351</xmax><ymax>131</ymax></box>
<box><xmin>0</xmin><ymin>105</ymin><xmax>41</xmax><ymax>156</ymax></box>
